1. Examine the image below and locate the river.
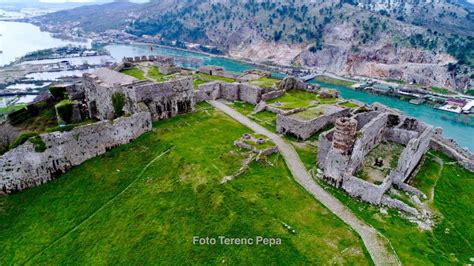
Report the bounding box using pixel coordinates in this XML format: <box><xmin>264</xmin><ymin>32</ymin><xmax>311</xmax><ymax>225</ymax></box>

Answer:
<box><xmin>0</xmin><ymin>21</ymin><xmax>89</xmax><ymax>66</ymax></box>
<box><xmin>105</xmin><ymin>44</ymin><xmax>474</xmax><ymax>151</ymax></box>
<box><xmin>0</xmin><ymin>22</ymin><xmax>472</xmax><ymax>151</ymax></box>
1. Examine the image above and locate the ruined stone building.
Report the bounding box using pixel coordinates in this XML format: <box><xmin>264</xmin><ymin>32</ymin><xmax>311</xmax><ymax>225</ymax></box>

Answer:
<box><xmin>276</xmin><ymin>104</ymin><xmax>351</xmax><ymax>140</ymax></box>
<box><xmin>83</xmin><ymin>68</ymin><xmax>195</xmax><ymax>121</ymax></box>
<box><xmin>317</xmin><ymin>104</ymin><xmax>434</xmax><ymax>211</ymax></box>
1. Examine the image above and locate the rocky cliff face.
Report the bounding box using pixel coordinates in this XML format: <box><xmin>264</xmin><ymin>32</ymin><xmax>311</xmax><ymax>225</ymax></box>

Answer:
<box><xmin>37</xmin><ymin>0</ymin><xmax>474</xmax><ymax>91</ymax></box>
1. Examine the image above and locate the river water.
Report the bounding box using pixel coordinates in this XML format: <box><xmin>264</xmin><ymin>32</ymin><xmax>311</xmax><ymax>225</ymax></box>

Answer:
<box><xmin>105</xmin><ymin>44</ymin><xmax>474</xmax><ymax>151</ymax></box>
<box><xmin>0</xmin><ymin>21</ymin><xmax>90</xmax><ymax>66</ymax></box>
<box><xmin>0</xmin><ymin>22</ymin><xmax>472</xmax><ymax>151</ymax></box>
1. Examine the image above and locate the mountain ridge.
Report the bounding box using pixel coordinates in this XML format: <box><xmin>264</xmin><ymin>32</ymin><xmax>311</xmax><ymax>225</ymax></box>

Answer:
<box><xmin>35</xmin><ymin>0</ymin><xmax>474</xmax><ymax>91</ymax></box>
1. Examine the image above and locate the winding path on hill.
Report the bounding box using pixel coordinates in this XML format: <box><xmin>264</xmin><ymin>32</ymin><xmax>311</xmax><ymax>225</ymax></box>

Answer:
<box><xmin>208</xmin><ymin>100</ymin><xmax>400</xmax><ymax>266</ymax></box>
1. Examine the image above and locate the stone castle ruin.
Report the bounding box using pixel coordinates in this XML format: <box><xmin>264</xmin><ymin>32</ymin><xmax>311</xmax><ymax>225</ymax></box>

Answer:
<box><xmin>317</xmin><ymin>104</ymin><xmax>435</xmax><ymax>214</ymax></box>
<box><xmin>0</xmin><ymin>113</ymin><xmax>151</xmax><ymax>193</ymax></box>
<box><xmin>84</xmin><ymin>68</ymin><xmax>194</xmax><ymax>121</ymax></box>
<box><xmin>276</xmin><ymin>104</ymin><xmax>351</xmax><ymax>140</ymax></box>
<box><xmin>1</xmin><ymin>55</ymin><xmax>196</xmax><ymax>194</ymax></box>
<box><xmin>1</xmin><ymin>56</ymin><xmax>473</xmax><ymax>209</ymax></box>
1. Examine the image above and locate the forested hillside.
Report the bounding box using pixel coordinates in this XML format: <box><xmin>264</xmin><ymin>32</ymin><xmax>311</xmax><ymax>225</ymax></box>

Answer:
<box><xmin>37</xmin><ymin>0</ymin><xmax>474</xmax><ymax>91</ymax></box>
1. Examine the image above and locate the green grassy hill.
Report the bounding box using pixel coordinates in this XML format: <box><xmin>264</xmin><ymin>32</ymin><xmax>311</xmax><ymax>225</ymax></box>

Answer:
<box><xmin>0</xmin><ymin>103</ymin><xmax>370</xmax><ymax>265</ymax></box>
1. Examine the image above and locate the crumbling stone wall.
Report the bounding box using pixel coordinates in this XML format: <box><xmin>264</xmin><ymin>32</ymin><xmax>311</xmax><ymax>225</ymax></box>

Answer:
<box><xmin>0</xmin><ymin>112</ymin><xmax>152</xmax><ymax>194</ymax></box>
<box><xmin>384</xmin><ymin>128</ymin><xmax>419</xmax><ymax>145</ymax></box>
<box><xmin>261</xmin><ymin>89</ymin><xmax>286</xmax><ymax>101</ymax></box>
<box><xmin>353</xmin><ymin>111</ymin><xmax>381</xmax><ymax>130</ymax></box>
<box><xmin>381</xmin><ymin>195</ymin><xmax>419</xmax><ymax>216</ymax></box>
<box><xmin>195</xmin><ymin>82</ymin><xmax>222</xmax><ymax>102</ymax></box>
<box><xmin>277</xmin><ymin>76</ymin><xmax>319</xmax><ymax>92</ymax></box>
<box><xmin>349</xmin><ymin>113</ymin><xmax>388</xmax><ymax>173</ymax></box>
<box><xmin>430</xmin><ymin>128</ymin><xmax>474</xmax><ymax>172</ymax></box>
<box><xmin>123</xmin><ymin>55</ymin><xmax>174</xmax><ymax>66</ymax></box>
<box><xmin>220</xmin><ymin>83</ymin><xmax>240</xmax><ymax>101</ymax></box>
<box><xmin>341</xmin><ymin>175</ymin><xmax>392</xmax><ymax>204</ymax></box>
<box><xmin>195</xmin><ymin>81</ymin><xmax>263</xmax><ymax>104</ymax></box>
<box><xmin>317</xmin><ymin>130</ymin><xmax>334</xmax><ymax>168</ymax></box>
<box><xmin>389</xmin><ymin>125</ymin><xmax>433</xmax><ymax>185</ymax></box>
<box><xmin>84</xmin><ymin>71</ymin><xmax>194</xmax><ymax>122</ymax></box>
<box><xmin>126</xmin><ymin>77</ymin><xmax>195</xmax><ymax>121</ymax></box>
<box><xmin>0</xmin><ymin>122</ymin><xmax>20</xmax><ymax>155</ymax></box>
<box><xmin>83</xmin><ymin>73</ymin><xmax>131</xmax><ymax>120</ymax></box>
<box><xmin>276</xmin><ymin>105</ymin><xmax>350</xmax><ymax>140</ymax></box>
<box><xmin>238</xmin><ymin>84</ymin><xmax>263</xmax><ymax>104</ymax></box>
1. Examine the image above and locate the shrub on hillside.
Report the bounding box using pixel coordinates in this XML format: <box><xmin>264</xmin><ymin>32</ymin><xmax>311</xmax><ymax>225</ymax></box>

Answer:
<box><xmin>29</xmin><ymin>135</ymin><xmax>46</xmax><ymax>152</ymax></box>
<box><xmin>49</xmin><ymin>86</ymin><xmax>67</xmax><ymax>100</ymax></box>
<box><xmin>55</xmin><ymin>100</ymin><xmax>75</xmax><ymax>124</ymax></box>
<box><xmin>9</xmin><ymin>132</ymin><xmax>37</xmax><ymax>150</ymax></box>
<box><xmin>112</xmin><ymin>92</ymin><xmax>125</xmax><ymax>117</ymax></box>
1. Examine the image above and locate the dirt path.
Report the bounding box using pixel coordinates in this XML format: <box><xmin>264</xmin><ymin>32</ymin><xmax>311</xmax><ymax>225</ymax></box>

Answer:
<box><xmin>208</xmin><ymin>100</ymin><xmax>400</xmax><ymax>266</ymax></box>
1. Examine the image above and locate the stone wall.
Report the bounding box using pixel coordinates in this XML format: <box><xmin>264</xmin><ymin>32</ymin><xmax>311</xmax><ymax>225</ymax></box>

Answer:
<box><xmin>85</xmin><ymin>71</ymin><xmax>194</xmax><ymax>122</ymax></box>
<box><xmin>317</xmin><ymin>130</ymin><xmax>333</xmax><ymax>168</ymax></box>
<box><xmin>430</xmin><ymin>129</ymin><xmax>474</xmax><ymax>172</ymax></box>
<box><xmin>238</xmin><ymin>83</ymin><xmax>263</xmax><ymax>104</ymax></box>
<box><xmin>276</xmin><ymin>76</ymin><xmax>319</xmax><ymax>92</ymax></box>
<box><xmin>381</xmin><ymin>195</ymin><xmax>419</xmax><ymax>216</ymax></box>
<box><xmin>195</xmin><ymin>82</ymin><xmax>221</xmax><ymax>102</ymax></box>
<box><xmin>126</xmin><ymin>77</ymin><xmax>195</xmax><ymax>121</ymax></box>
<box><xmin>83</xmin><ymin>73</ymin><xmax>127</xmax><ymax>120</ymax></box>
<box><xmin>341</xmin><ymin>175</ymin><xmax>392</xmax><ymax>204</ymax></box>
<box><xmin>276</xmin><ymin>105</ymin><xmax>350</xmax><ymax>140</ymax></box>
<box><xmin>349</xmin><ymin>113</ymin><xmax>388</xmax><ymax>173</ymax></box>
<box><xmin>0</xmin><ymin>112</ymin><xmax>152</xmax><ymax>194</ymax></box>
<box><xmin>195</xmin><ymin>81</ymin><xmax>263</xmax><ymax>104</ymax></box>
<box><xmin>389</xmin><ymin>125</ymin><xmax>434</xmax><ymax>184</ymax></box>
<box><xmin>123</xmin><ymin>55</ymin><xmax>175</xmax><ymax>66</ymax></box>
<box><xmin>384</xmin><ymin>128</ymin><xmax>419</xmax><ymax>145</ymax></box>
<box><xmin>261</xmin><ymin>89</ymin><xmax>286</xmax><ymax>101</ymax></box>
<box><xmin>220</xmin><ymin>83</ymin><xmax>240</xmax><ymax>101</ymax></box>
<box><xmin>353</xmin><ymin>111</ymin><xmax>382</xmax><ymax>130</ymax></box>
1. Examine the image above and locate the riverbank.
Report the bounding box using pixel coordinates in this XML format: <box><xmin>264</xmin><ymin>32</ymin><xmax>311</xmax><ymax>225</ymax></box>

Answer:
<box><xmin>1</xmin><ymin>22</ymin><xmax>473</xmax><ymax>151</ymax></box>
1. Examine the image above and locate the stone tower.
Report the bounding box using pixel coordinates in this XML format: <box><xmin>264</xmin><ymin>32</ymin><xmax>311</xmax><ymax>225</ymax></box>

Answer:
<box><xmin>332</xmin><ymin>117</ymin><xmax>357</xmax><ymax>155</ymax></box>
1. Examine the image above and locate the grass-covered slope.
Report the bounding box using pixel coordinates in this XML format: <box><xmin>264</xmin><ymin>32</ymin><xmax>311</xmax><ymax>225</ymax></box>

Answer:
<box><xmin>316</xmin><ymin>151</ymin><xmax>474</xmax><ymax>265</ymax></box>
<box><xmin>0</xmin><ymin>103</ymin><xmax>370</xmax><ymax>265</ymax></box>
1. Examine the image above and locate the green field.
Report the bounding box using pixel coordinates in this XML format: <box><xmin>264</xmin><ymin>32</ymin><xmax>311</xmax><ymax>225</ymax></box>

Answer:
<box><xmin>121</xmin><ymin>67</ymin><xmax>147</xmax><ymax>80</ymax></box>
<box><xmin>267</xmin><ymin>90</ymin><xmax>320</xmax><ymax>110</ymax></box>
<box><xmin>227</xmin><ymin>102</ymin><xmax>277</xmax><ymax>132</ymax></box>
<box><xmin>314</xmin><ymin>76</ymin><xmax>357</xmax><ymax>87</ymax></box>
<box><xmin>193</xmin><ymin>78</ymin><xmax>209</xmax><ymax>89</ymax></box>
<box><xmin>0</xmin><ymin>104</ymin><xmax>26</xmax><ymax>115</ymax></box>
<box><xmin>194</xmin><ymin>73</ymin><xmax>236</xmax><ymax>83</ymax></box>
<box><xmin>250</xmin><ymin>77</ymin><xmax>280</xmax><ymax>88</ymax></box>
<box><xmin>431</xmin><ymin>86</ymin><xmax>456</xmax><ymax>95</ymax></box>
<box><xmin>316</xmin><ymin>151</ymin><xmax>474</xmax><ymax>265</ymax></box>
<box><xmin>0</xmin><ymin>103</ymin><xmax>370</xmax><ymax>265</ymax></box>
<box><xmin>339</xmin><ymin>101</ymin><xmax>359</xmax><ymax>109</ymax></box>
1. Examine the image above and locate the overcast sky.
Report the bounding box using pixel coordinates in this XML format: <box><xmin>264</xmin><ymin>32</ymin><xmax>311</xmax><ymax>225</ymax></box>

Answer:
<box><xmin>0</xmin><ymin>0</ymin><xmax>149</xmax><ymax>3</ymax></box>
<box><xmin>40</xmin><ymin>0</ymin><xmax>149</xmax><ymax>2</ymax></box>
